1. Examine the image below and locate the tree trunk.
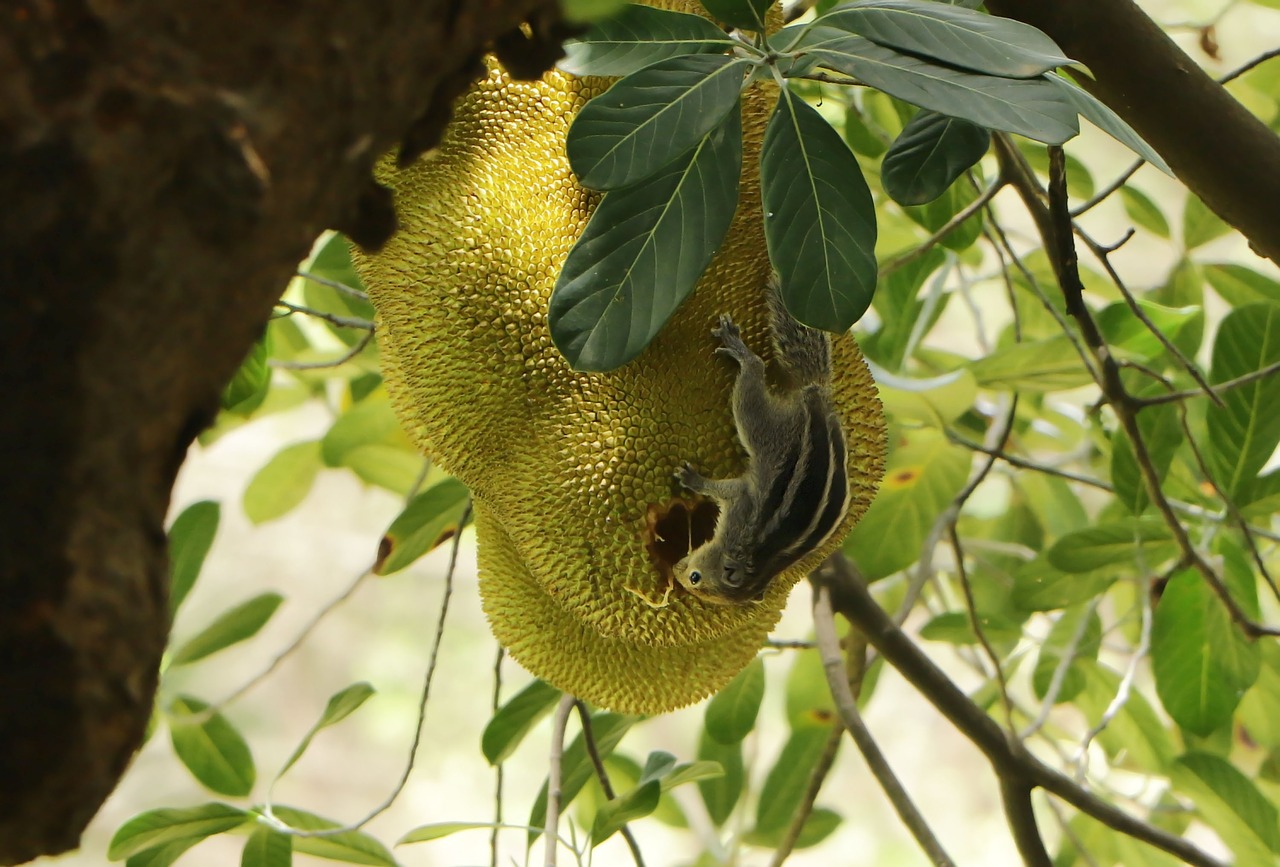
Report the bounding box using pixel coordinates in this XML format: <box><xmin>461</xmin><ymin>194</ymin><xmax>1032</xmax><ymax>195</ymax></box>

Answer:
<box><xmin>0</xmin><ymin>1</ymin><xmax>556</xmax><ymax>862</ymax></box>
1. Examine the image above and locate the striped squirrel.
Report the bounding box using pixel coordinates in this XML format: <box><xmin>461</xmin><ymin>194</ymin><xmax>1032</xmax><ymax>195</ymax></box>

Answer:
<box><xmin>674</xmin><ymin>279</ymin><xmax>850</xmax><ymax>605</ymax></box>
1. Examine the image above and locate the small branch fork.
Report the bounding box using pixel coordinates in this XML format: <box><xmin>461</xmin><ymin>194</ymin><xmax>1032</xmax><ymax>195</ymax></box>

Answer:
<box><xmin>813</xmin><ymin>553</ymin><xmax>1227</xmax><ymax>867</ymax></box>
<box><xmin>995</xmin><ymin>134</ymin><xmax>1280</xmax><ymax>640</ymax></box>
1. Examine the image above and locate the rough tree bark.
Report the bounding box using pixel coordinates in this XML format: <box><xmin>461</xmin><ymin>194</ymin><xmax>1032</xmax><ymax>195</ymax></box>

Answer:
<box><xmin>0</xmin><ymin>1</ymin><xmax>561</xmax><ymax>863</ymax></box>
<box><xmin>985</xmin><ymin>0</ymin><xmax>1280</xmax><ymax>265</ymax></box>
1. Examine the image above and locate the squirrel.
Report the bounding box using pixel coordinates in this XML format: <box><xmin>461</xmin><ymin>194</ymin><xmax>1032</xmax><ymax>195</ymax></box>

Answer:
<box><xmin>673</xmin><ymin>277</ymin><xmax>850</xmax><ymax>605</ymax></box>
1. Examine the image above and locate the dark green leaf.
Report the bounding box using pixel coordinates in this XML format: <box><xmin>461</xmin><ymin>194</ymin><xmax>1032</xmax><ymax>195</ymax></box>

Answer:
<box><xmin>1032</xmin><ymin>605</ymin><xmax>1101</xmax><ymax>703</ymax></box>
<box><xmin>243</xmin><ymin>440</ymin><xmax>322</xmax><ymax>524</ymax></box>
<box><xmin>591</xmin><ymin>779</ymin><xmax>662</xmax><ymax>845</ymax></box>
<box><xmin>170</xmin><ymin>593</ymin><xmax>284</xmax><ymax>666</ymax></box>
<box><xmin>1153</xmin><ymin>571</ymin><xmax>1260</xmax><ymax>736</ymax></box>
<box><xmin>1120</xmin><ymin>186</ymin><xmax>1171</xmax><ymax>238</ymax></box>
<box><xmin>753</xmin><ymin>728</ymin><xmax>832</xmax><ymax>836</ymax></box>
<box><xmin>375</xmin><ymin>477</ymin><xmax>471</xmax><ymax>575</ymax></box>
<box><xmin>704</xmin><ymin>656</ymin><xmax>764</xmax><ymax>743</ymax></box>
<box><xmin>567</xmin><ymin>54</ymin><xmax>749</xmax><ymax>190</ymax></box>
<box><xmin>1045</xmin><ymin>75</ymin><xmax>1171</xmax><ymax>173</ymax></box>
<box><xmin>551</xmin><ymin>105</ymin><xmax>741</xmax><ymax>371</ymax></box>
<box><xmin>168</xmin><ymin>500</ymin><xmax>220</xmax><ymax>615</ymax></box>
<box><xmin>814</xmin><ymin>0</ymin><xmax>1070</xmax><ymax>77</ymax></box>
<box><xmin>843</xmin><ymin>102</ymin><xmax>890</xmax><ymax>157</ymax></box>
<box><xmin>697</xmin><ymin>732</ymin><xmax>743</xmax><ymax>826</ymax></box>
<box><xmin>844</xmin><ymin>430</ymin><xmax>971</xmax><ymax>581</ymax></box>
<box><xmin>1172</xmin><ymin>753</ymin><xmax>1280</xmax><ymax>863</ymax></box>
<box><xmin>1203</xmin><ymin>263</ymin><xmax>1280</xmax><ymax>307</ymax></box>
<box><xmin>1206</xmin><ymin>305</ymin><xmax>1280</xmax><ymax>503</ymax></box>
<box><xmin>761</xmin><ymin>87</ymin><xmax>877</xmax><ymax>331</ymax></box>
<box><xmin>109</xmin><ymin>803</ymin><xmax>250</xmax><ymax>860</ymax></box>
<box><xmin>699</xmin><ymin>0</ymin><xmax>770</xmax><ymax>30</ymax></box>
<box><xmin>482</xmin><ymin>679</ymin><xmax>562</xmax><ymax>764</ymax></box>
<box><xmin>241</xmin><ymin>826</ymin><xmax>292</xmax><ymax>867</ymax></box>
<box><xmin>271</xmin><ymin>806</ymin><xmax>398</xmax><ymax>866</ymax></box>
<box><xmin>1045</xmin><ymin>518</ymin><xmax>1176</xmax><ymax>574</ymax></box>
<box><xmin>278</xmin><ymin>683</ymin><xmax>376</xmax><ymax>779</ymax></box>
<box><xmin>222</xmin><ymin>337</ymin><xmax>271</xmax><ymax>415</ymax></box>
<box><xmin>1182</xmin><ymin>194</ymin><xmax>1232</xmax><ymax>250</ymax></box>
<box><xmin>169</xmin><ymin>696</ymin><xmax>257</xmax><ymax>797</ymax></box>
<box><xmin>882</xmin><ymin>110</ymin><xmax>989</xmax><ymax>205</ymax></box>
<box><xmin>561</xmin><ymin>4</ymin><xmax>736</xmax><ymax>76</ymax></box>
<box><xmin>529</xmin><ymin>713</ymin><xmax>638</xmax><ymax>844</ymax></box>
<box><xmin>800</xmin><ymin>30</ymin><xmax>1079</xmax><ymax>144</ymax></box>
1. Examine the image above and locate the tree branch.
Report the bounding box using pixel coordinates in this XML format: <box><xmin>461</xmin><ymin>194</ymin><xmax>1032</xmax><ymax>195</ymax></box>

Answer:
<box><xmin>984</xmin><ymin>0</ymin><xmax>1280</xmax><ymax>264</ymax></box>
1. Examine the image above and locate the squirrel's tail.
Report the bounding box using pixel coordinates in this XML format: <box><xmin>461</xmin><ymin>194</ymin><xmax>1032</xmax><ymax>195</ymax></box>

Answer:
<box><xmin>766</xmin><ymin>275</ymin><xmax>832</xmax><ymax>388</ymax></box>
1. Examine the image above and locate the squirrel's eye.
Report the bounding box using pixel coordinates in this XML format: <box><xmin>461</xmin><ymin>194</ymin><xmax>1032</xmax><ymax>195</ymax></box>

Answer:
<box><xmin>688</xmin><ymin>570</ymin><xmax>702</xmax><ymax>585</ymax></box>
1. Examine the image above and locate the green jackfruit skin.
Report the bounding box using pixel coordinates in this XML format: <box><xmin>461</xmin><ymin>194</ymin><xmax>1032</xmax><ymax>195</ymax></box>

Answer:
<box><xmin>355</xmin><ymin>51</ymin><xmax>886</xmax><ymax>712</ymax></box>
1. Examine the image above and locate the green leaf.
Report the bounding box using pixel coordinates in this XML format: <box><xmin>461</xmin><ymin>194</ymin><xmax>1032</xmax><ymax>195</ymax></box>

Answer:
<box><xmin>1031</xmin><ymin>605</ymin><xmax>1101</xmax><ymax>703</ymax></box>
<box><xmin>277</xmin><ymin>683</ymin><xmax>376</xmax><ymax>779</ymax></box>
<box><xmin>340</xmin><ymin>444</ymin><xmax>423</xmax><ymax>496</ymax></box>
<box><xmin>567</xmin><ymin>53</ymin><xmax>749</xmax><ymax>190</ymax></box>
<box><xmin>753</xmin><ymin>728</ymin><xmax>832</xmax><ymax>836</ymax></box>
<box><xmin>529</xmin><ymin>713</ymin><xmax>638</xmax><ymax>844</ymax></box>
<box><xmin>271</xmin><ymin>806</ymin><xmax>398</xmax><ymax>866</ymax></box>
<box><xmin>662</xmin><ymin>760</ymin><xmax>725</xmax><ymax>790</ymax></box>
<box><xmin>800</xmin><ymin>30</ymin><xmax>1079</xmax><ymax>144</ymax></box>
<box><xmin>881</xmin><ymin>110</ymin><xmax>990</xmax><ymax>206</ymax></box>
<box><xmin>321</xmin><ymin>397</ymin><xmax>402</xmax><ymax>467</ymax></box>
<box><xmin>222</xmin><ymin>336</ymin><xmax>271</xmax><ymax>414</ymax></box>
<box><xmin>864</xmin><ymin>245</ymin><xmax>946</xmax><ymax>370</ymax></box>
<box><xmin>844</xmin><ymin>429</ymin><xmax>971</xmax><ymax>581</ymax></box>
<box><xmin>591</xmin><ymin>779</ymin><xmax>662</xmax><ymax>845</ymax></box>
<box><xmin>375</xmin><ymin>477</ymin><xmax>471</xmax><ymax>575</ymax></box>
<box><xmin>902</xmin><ymin>177</ymin><xmax>984</xmax><ymax>250</ymax></box>
<box><xmin>243</xmin><ymin>440</ymin><xmax>322</xmax><ymax>524</ymax></box>
<box><xmin>704</xmin><ymin>656</ymin><xmax>764</xmax><ymax>744</ymax></box>
<box><xmin>1172</xmin><ymin>753</ymin><xmax>1280</xmax><ymax>863</ymax></box>
<box><xmin>241</xmin><ymin>826</ymin><xmax>292</xmax><ymax>867</ymax></box>
<box><xmin>699</xmin><ymin>0</ymin><xmax>770</xmax><ymax>30</ymax></box>
<box><xmin>1182</xmin><ymin>194</ymin><xmax>1232</xmax><ymax>250</ymax></box>
<box><xmin>551</xmin><ymin>103</ymin><xmax>742</xmax><ymax>371</ymax></box>
<box><xmin>1010</xmin><ymin>557</ymin><xmax>1115</xmax><ymax>612</ymax></box>
<box><xmin>813</xmin><ymin>0</ymin><xmax>1071</xmax><ymax>78</ymax></box>
<box><xmin>1153</xmin><ymin>570</ymin><xmax>1260</xmax><ymax>736</ymax></box>
<box><xmin>872</xmin><ymin>368</ymin><xmax>978</xmax><ymax>426</ymax></box>
<box><xmin>785</xmin><ymin>647</ymin><xmax>839</xmax><ymax>728</ymax></box>
<box><xmin>482</xmin><ymin>679</ymin><xmax>562</xmax><ymax>764</ymax></box>
<box><xmin>791</xmin><ymin>807</ymin><xmax>842</xmax><ymax>849</ymax></box>
<box><xmin>1239</xmin><ymin>644</ymin><xmax>1280</xmax><ymax>750</ymax></box>
<box><xmin>170</xmin><ymin>593</ymin><xmax>284</xmax><ymax>666</ymax></box>
<box><xmin>1203</xmin><ymin>263</ymin><xmax>1280</xmax><ymax>307</ymax></box>
<box><xmin>1046</xmin><ymin>518</ymin><xmax>1176</xmax><ymax>573</ymax></box>
<box><xmin>109</xmin><ymin>804</ymin><xmax>250</xmax><ymax>861</ymax></box>
<box><xmin>1120</xmin><ymin>186</ymin><xmax>1171</xmax><ymax>239</ymax></box>
<box><xmin>919</xmin><ymin>610</ymin><xmax>1021</xmax><ymax>645</ymax></box>
<box><xmin>168</xmin><ymin>500</ymin><xmax>220</xmax><ymax>615</ymax></box>
<box><xmin>968</xmin><ymin>334</ymin><xmax>1093</xmax><ymax>391</ymax></box>
<box><xmin>398</xmin><ymin>822</ymin><xmax>498</xmax><ymax>845</ymax></box>
<box><xmin>1044</xmin><ymin>75</ymin><xmax>1171</xmax><ymax>174</ymax></box>
<box><xmin>169</xmin><ymin>696</ymin><xmax>257</xmax><ymax>797</ymax></box>
<box><xmin>125</xmin><ymin>839</ymin><xmax>204</xmax><ymax>867</ymax></box>
<box><xmin>560</xmin><ymin>4</ymin><xmax>737</xmax><ymax>76</ymax></box>
<box><xmin>761</xmin><ymin>87</ymin><xmax>877</xmax><ymax>331</ymax></box>
<box><xmin>1095</xmin><ymin>300</ymin><xmax>1201</xmax><ymax>361</ymax></box>
<box><xmin>1206</xmin><ymin>305</ymin><xmax>1280</xmax><ymax>503</ymax></box>
<box><xmin>562</xmin><ymin>0</ymin><xmax>631</xmax><ymax>25</ymax></box>
<box><xmin>697</xmin><ymin>731</ymin><xmax>744</xmax><ymax>826</ymax></box>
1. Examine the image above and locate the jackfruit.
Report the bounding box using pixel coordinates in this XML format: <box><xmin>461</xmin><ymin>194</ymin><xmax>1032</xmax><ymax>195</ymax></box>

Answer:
<box><xmin>353</xmin><ymin>8</ymin><xmax>886</xmax><ymax>714</ymax></box>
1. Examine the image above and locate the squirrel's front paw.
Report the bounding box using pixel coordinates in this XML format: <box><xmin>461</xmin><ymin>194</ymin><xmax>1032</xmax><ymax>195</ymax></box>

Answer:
<box><xmin>675</xmin><ymin>462</ymin><xmax>703</xmax><ymax>492</ymax></box>
<box><xmin>712</xmin><ymin>314</ymin><xmax>748</xmax><ymax>360</ymax></box>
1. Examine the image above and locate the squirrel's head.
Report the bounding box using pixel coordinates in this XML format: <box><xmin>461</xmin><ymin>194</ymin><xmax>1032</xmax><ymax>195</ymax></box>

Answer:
<box><xmin>674</xmin><ymin>546</ymin><xmax>763</xmax><ymax>605</ymax></box>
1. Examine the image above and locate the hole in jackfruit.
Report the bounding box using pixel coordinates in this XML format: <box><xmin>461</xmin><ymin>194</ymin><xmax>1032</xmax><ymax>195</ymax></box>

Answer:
<box><xmin>645</xmin><ymin>497</ymin><xmax>719</xmax><ymax>586</ymax></box>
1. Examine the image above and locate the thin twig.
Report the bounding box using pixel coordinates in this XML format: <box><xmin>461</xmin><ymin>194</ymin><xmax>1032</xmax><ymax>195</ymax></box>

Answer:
<box><xmin>768</xmin><ymin>723</ymin><xmax>843</xmax><ymax>867</ymax></box>
<box><xmin>949</xmin><ymin>527</ymin><xmax>1015</xmax><ymax>730</ymax></box>
<box><xmin>1136</xmin><ymin>358</ymin><xmax>1280</xmax><ymax>407</ymax></box>
<box><xmin>545</xmin><ymin>694</ymin><xmax>577</xmax><ymax>867</ymax></box>
<box><xmin>276</xmin><ymin>299</ymin><xmax>373</xmax><ymax>330</ymax></box>
<box><xmin>1220</xmin><ymin>47</ymin><xmax>1280</xmax><ymax>85</ymax></box>
<box><xmin>297</xmin><ymin>270</ymin><xmax>370</xmax><ymax>301</ymax></box>
<box><xmin>1021</xmin><ymin>597</ymin><xmax>1103</xmax><ymax>740</ymax></box>
<box><xmin>879</xmin><ymin>179</ymin><xmax>1007</xmax><ymax>279</ymax></box>
<box><xmin>264</xmin><ymin>499</ymin><xmax>475</xmax><ymax>836</ymax></box>
<box><xmin>1070</xmin><ymin>158</ymin><xmax>1143</xmax><ymax>217</ymax></box>
<box><xmin>269</xmin><ymin>329</ymin><xmax>374</xmax><ymax>370</ymax></box>
<box><xmin>764</xmin><ymin>638</ymin><xmax>817</xmax><ymax>650</ymax></box>
<box><xmin>575</xmin><ymin>701</ymin><xmax>645</xmax><ymax>867</ymax></box>
<box><xmin>812</xmin><ymin>580</ymin><xmax>957</xmax><ymax>867</ymax></box>
<box><xmin>820</xmin><ymin>553</ymin><xmax>1226</xmax><ymax>867</ymax></box>
<box><xmin>491</xmin><ymin>647</ymin><xmax>505</xmax><ymax>867</ymax></box>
